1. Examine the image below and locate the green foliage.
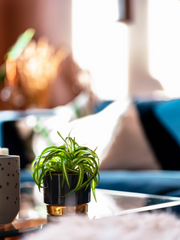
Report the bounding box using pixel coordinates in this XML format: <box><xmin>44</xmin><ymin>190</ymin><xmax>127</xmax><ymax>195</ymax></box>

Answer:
<box><xmin>5</xmin><ymin>28</ymin><xmax>35</xmax><ymax>61</ymax></box>
<box><xmin>0</xmin><ymin>64</ymin><xmax>6</xmax><ymax>83</ymax></box>
<box><xmin>31</xmin><ymin>131</ymin><xmax>100</xmax><ymax>201</ymax></box>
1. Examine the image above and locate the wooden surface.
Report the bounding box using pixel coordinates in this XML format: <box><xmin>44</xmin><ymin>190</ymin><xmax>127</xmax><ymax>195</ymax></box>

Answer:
<box><xmin>0</xmin><ymin>218</ymin><xmax>47</xmax><ymax>240</ymax></box>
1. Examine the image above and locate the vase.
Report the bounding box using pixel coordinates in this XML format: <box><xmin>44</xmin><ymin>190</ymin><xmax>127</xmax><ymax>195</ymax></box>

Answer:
<box><xmin>43</xmin><ymin>172</ymin><xmax>91</xmax><ymax>216</ymax></box>
<box><xmin>0</xmin><ymin>155</ymin><xmax>20</xmax><ymax>224</ymax></box>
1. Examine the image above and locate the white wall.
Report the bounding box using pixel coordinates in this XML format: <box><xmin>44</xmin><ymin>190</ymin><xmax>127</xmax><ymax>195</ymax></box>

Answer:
<box><xmin>128</xmin><ymin>0</ymin><xmax>163</xmax><ymax>97</ymax></box>
<box><xmin>72</xmin><ymin>0</ymin><xmax>180</xmax><ymax>99</ymax></box>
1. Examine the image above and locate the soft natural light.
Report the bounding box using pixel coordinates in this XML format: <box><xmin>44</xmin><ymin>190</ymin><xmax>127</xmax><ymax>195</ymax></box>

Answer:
<box><xmin>72</xmin><ymin>0</ymin><xmax>128</xmax><ymax>100</ymax></box>
<box><xmin>148</xmin><ymin>0</ymin><xmax>180</xmax><ymax>98</ymax></box>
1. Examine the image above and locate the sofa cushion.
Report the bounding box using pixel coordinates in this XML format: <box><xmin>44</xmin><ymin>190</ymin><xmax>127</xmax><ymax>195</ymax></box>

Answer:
<box><xmin>99</xmin><ymin>101</ymin><xmax>160</xmax><ymax>170</ymax></box>
<box><xmin>63</xmin><ymin>98</ymin><xmax>160</xmax><ymax>170</ymax></box>
<box><xmin>98</xmin><ymin>170</ymin><xmax>180</xmax><ymax>197</ymax></box>
<box><xmin>135</xmin><ymin>98</ymin><xmax>180</xmax><ymax>170</ymax></box>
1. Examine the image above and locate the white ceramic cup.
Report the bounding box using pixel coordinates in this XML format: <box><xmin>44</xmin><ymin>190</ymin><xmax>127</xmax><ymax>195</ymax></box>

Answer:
<box><xmin>0</xmin><ymin>155</ymin><xmax>20</xmax><ymax>225</ymax></box>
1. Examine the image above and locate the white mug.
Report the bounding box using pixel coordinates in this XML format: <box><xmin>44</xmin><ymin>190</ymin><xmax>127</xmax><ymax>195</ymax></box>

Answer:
<box><xmin>0</xmin><ymin>155</ymin><xmax>20</xmax><ymax>225</ymax></box>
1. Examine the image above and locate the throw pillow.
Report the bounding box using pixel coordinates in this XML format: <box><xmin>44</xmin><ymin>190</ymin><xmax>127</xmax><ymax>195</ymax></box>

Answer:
<box><xmin>62</xmin><ymin>98</ymin><xmax>160</xmax><ymax>170</ymax></box>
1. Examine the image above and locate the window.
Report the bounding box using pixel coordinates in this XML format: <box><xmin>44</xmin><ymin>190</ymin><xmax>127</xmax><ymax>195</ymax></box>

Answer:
<box><xmin>72</xmin><ymin>0</ymin><xmax>128</xmax><ymax>100</ymax></box>
<box><xmin>148</xmin><ymin>0</ymin><xmax>180</xmax><ymax>98</ymax></box>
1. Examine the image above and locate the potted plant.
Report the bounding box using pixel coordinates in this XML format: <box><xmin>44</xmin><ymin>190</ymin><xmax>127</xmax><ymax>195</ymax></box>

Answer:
<box><xmin>31</xmin><ymin>131</ymin><xmax>100</xmax><ymax>216</ymax></box>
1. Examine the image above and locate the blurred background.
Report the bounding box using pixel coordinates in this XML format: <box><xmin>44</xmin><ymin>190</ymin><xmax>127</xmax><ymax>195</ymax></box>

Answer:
<box><xmin>1</xmin><ymin>0</ymin><xmax>180</xmax><ymax>168</ymax></box>
<box><xmin>1</xmin><ymin>0</ymin><xmax>180</xmax><ymax>110</ymax></box>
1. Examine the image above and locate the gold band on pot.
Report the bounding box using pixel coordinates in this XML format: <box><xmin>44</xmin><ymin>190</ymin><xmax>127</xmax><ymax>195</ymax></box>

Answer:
<box><xmin>47</xmin><ymin>204</ymin><xmax>88</xmax><ymax>216</ymax></box>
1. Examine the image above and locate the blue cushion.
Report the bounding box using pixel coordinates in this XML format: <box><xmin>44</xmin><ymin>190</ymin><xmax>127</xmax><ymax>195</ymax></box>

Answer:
<box><xmin>98</xmin><ymin>170</ymin><xmax>180</xmax><ymax>197</ymax></box>
<box><xmin>135</xmin><ymin>99</ymin><xmax>180</xmax><ymax>170</ymax></box>
<box><xmin>20</xmin><ymin>169</ymin><xmax>33</xmax><ymax>183</ymax></box>
<box><xmin>93</xmin><ymin>100</ymin><xmax>114</xmax><ymax>113</ymax></box>
<box><xmin>154</xmin><ymin>99</ymin><xmax>180</xmax><ymax>146</ymax></box>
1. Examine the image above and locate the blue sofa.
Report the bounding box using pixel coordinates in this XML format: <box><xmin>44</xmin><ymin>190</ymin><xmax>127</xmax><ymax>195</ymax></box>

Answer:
<box><xmin>21</xmin><ymin>169</ymin><xmax>180</xmax><ymax>197</ymax></box>
<box><xmin>96</xmin><ymin>98</ymin><xmax>180</xmax><ymax>197</ymax></box>
<box><xmin>98</xmin><ymin>170</ymin><xmax>180</xmax><ymax>197</ymax></box>
<box><xmin>2</xmin><ymin>98</ymin><xmax>180</xmax><ymax>198</ymax></box>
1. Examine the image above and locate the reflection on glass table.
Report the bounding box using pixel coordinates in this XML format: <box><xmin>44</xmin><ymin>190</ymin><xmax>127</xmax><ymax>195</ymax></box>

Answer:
<box><xmin>1</xmin><ymin>182</ymin><xmax>180</xmax><ymax>239</ymax></box>
<box><xmin>89</xmin><ymin>190</ymin><xmax>180</xmax><ymax>219</ymax></box>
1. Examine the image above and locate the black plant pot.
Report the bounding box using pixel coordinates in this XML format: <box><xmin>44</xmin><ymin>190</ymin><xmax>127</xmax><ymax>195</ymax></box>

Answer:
<box><xmin>43</xmin><ymin>172</ymin><xmax>91</xmax><ymax>216</ymax></box>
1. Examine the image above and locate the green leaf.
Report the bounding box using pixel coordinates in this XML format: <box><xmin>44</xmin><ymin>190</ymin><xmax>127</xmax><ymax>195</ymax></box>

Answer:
<box><xmin>63</xmin><ymin>163</ymin><xmax>84</xmax><ymax>196</ymax></box>
<box><xmin>57</xmin><ymin>131</ymin><xmax>67</xmax><ymax>144</ymax></box>
<box><xmin>62</xmin><ymin>159</ymin><xmax>70</xmax><ymax>188</ymax></box>
<box><xmin>6</xmin><ymin>28</ymin><xmax>35</xmax><ymax>61</ymax></box>
<box><xmin>91</xmin><ymin>179</ymin><xmax>97</xmax><ymax>202</ymax></box>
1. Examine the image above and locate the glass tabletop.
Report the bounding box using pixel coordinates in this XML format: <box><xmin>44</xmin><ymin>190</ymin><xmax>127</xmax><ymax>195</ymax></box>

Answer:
<box><xmin>1</xmin><ymin>183</ymin><xmax>180</xmax><ymax>239</ymax></box>
<box><xmin>88</xmin><ymin>189</ymin><xmax>180</xmax><ymax>219</ymax></box>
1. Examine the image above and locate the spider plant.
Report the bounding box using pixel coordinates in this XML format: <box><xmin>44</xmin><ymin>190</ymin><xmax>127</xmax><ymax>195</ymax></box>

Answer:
<box><xmin>31</xmin><ymin>131</ymin><xmax>100</xmax><ymax>201</ymax></box>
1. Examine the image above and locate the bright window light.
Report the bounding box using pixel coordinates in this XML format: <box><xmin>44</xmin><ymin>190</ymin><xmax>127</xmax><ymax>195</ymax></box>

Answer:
<box><xmin>148</xmin><ymin>0</ymin><xmax>180</xmax><ymax>98</ymax></box>
<box><xmin>72</xmin><ymin>0</ymin><xmax>128</xmax><ymax>100</ymax></box>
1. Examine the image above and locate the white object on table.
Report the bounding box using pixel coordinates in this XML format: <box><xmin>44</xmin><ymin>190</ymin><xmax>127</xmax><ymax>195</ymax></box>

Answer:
<box><xmin>0</xmin><ymin>147</ymin><xmax>9</xmax><ymax>155</ymax></box>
